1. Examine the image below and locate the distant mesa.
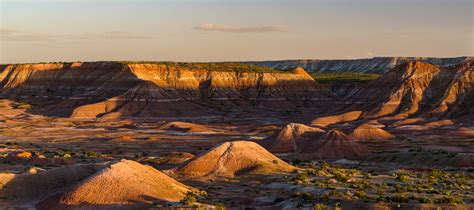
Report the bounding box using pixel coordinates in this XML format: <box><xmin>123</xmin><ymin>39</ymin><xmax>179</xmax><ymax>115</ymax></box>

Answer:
<box><xmin>245</xmin><ymin>56</ymin><xmax>472</xmax><ymax>74</ymax></box>
<box><xmin>173</xmin><ymin>141</ymin><xmax>297</xmax><ymax>178</ymax></box>
<box><xmin>349</xmin><ymin>124</ymin><xmax>395</xmax><ymax>140</ymax></box>
<box><xmin>259</xmin><ymin>123</ymin><xmax>325</xmax><ymax>153</ymax></box>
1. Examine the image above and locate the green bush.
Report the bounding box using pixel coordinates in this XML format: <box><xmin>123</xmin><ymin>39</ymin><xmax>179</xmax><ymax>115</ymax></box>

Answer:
<box><xmin>434</xmin><ymin>196</ymin><xmax>463</xmax><ymax>205</ymax></box>
<box><xmin>180</xmin><ymin>192</ymin><xmax>197</xmax><ymax>205</ymax></box>
<box><xmin>292</xmin><ymin>173</ymin><xmax>311</xmax><ymax>184</ymax></box>
<box><xmin>83</xmin><ymin>150</ymin><xmax>98</xmax><ymax>158</ymax></box>
<box><xmin>314</xmin><ymin>203</ymin><xmax>326</xmax><ymax>210</ymax></box>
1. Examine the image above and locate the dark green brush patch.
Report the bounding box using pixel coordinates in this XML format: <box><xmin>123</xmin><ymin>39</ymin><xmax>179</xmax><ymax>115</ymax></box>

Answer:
<box><xmin>119</xmin><ymin>61</ymin><xmax>291</xmax><ymax>73</ymax></box>
<box><xmin>311</xmin><ymin>72</ymin><xmax>380</xmax><ymax>84</ymax></box>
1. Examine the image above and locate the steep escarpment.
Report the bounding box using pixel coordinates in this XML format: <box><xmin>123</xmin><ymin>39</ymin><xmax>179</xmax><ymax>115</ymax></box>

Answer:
<box><xmin>0</xmin><ymin>62</ymin><xmax>334</xmax><ymax>118</ymax></box>
<box><xmin>246</xmin><ymin>57</ymin><xmax>472</xmax><ymax>74</ymax></box>
<box><xmin>342</xmin><ymin>60</ymin><xmax>473</xmax><ymax>122</ymax></box>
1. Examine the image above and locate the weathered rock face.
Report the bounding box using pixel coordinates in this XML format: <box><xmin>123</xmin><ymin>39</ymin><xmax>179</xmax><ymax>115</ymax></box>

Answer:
<box><xmin>343</xmin><ymin>61</ymin><xmax>473</xmax><ymax>121</ymax></box>
<box><xmin>0</xmin><ymin>62</ymin><xmax>334</xmax><ymax>118</ymax></box>
<box><xmin>246</xmin><ymin>56</ymin><xmax>472</xmax><ymax>73</ymax></box>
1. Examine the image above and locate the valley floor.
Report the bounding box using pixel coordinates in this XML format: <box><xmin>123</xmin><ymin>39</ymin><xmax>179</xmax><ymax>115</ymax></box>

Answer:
<box><xmin>0</xmin><ymin>112</ymin><xmax>472</xmax><ymax>209</ymax></box>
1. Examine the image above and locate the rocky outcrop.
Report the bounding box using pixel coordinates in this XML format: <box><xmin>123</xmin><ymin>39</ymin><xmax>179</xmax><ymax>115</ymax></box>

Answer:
<box><xmin>0</xmin><ymin>62</ymin><xmax>334</xmax><ymax>118</ymax></box>
<box><xmin>246</xmin><ymin>57</ymin><xmax>472</xmax><ymax>73</ymax></box>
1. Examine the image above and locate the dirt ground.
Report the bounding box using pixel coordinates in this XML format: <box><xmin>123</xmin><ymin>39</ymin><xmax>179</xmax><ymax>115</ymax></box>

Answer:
<box><xmin>0</xmin><ymin>113</ymin><xmax>472</xmax><ymax>209</ymax></box>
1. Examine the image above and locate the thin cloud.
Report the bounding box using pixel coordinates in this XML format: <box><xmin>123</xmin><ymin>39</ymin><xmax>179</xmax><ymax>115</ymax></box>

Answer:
<box><xmin>0</xmin><ymin>28</ymin><xmax>51</xmax><ymax>41</ymax></box>
<box><xmin>65</xmin><ymin>31</ymin><xmax>150</xmax><ymax>40</ymax></box>
<box><xmin>0</xmin><ymin>28</ymin><xmax>149</xmax><ymax>42</ymax></box>
<box><xmin>194</xmin><ymin>23</ymin><xmax>287</xmax><ymax>33</ymax></box>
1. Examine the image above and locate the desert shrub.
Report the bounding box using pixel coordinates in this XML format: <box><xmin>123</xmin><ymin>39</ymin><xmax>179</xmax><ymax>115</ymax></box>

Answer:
<box><xmin>333</xmin><ymin>171</ymin><xmax>349</xmax><ymax>183</ymax></box>
<box><xmin>354</xmin><ymin>191</ymin><xmax>366</xmax><ymax>199</ymax></box>
<box><xmin>394</xmin><ymin>184</ymin><xmax>407</xmax><ymax>193</ymax></box>
<box><xmin>292</xmin><ymin>173</ymin><xmax>311</xmax><ymax>184</ymax></box>
<box><xmin>396</xmin><ymin>173</ymin><xmax>409</xmax><ymax>182</ymax></box>
<box><xmin>429</xmin><ymin>169</ymin><xmax>450</xmax><ymax>180</ymax></box>
<box><xmin>83</xmin><ymin>150</ymin><xmax>98</xmax><ymax>158</ymax></box>
<box><xmin>384</xmin><ymin>194</ymin><xmax>409</xmax><ymax>203</ymax></box>
<box><xmin>434</xmin><ymin>195</ymin><xmax>463</xmax><ymax>205</ymax></box>
<box><xmin>215</xmin><ymin>203</ymin><xmax>226</xmax><ymax>210</ymax></box>
<box><xmin>314</xmin><ymin>203</ymin><xmax>327</xmax><ymax>210</ymax></box>
<box><xmin>180</xmin><ymin>192</ymin><xmax>197</xmax><ymax>205</ymax></box>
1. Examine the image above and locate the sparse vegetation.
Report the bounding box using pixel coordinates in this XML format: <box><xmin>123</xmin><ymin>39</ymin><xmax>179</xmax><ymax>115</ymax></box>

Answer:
<box><xmin>180</xmin><ymin>192</ymin><xmax>198</xmax><ymax>205</ymax></box>
<box><xmin>118</xmin><ymin>61</ymin><xmax>290</xmax><ymax>73</ymax></box>
<box><xmin>311</xmin><ymin>72</ymin><xmax>380</xmax><ymax>83</ymax></box>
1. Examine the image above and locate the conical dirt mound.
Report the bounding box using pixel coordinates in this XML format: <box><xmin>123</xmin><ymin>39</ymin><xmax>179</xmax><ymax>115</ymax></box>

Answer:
<box><xmin>300</xmin><ymin>129</ymin><xmax>370</xmax><ymax>160</ymax></box>
<box><xmin>350</xmin><ymin>124</ymin><xmax>395</xmax><ymax>140</ymax></box>
<box><xmin>260</xmin><ymin>123</ymin><xmax>325</xmax><ymax>153</ymax></box>
<box><xmin>174</xmin><ymin>141</ymin><xmax>296</xmax><ymax>178</ymax></box>
<box><xmin>38</xmin><ymin>160</ymin><xmax>194</xmax><ymax>208</ymax></box>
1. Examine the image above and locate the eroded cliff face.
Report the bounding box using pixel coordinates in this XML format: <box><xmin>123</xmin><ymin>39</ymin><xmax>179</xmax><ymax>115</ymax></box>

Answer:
<box><xmin>343</xmin><ymin>61</ymin><xmax>473</xmax><ymax>120</ymax></box>
<box><xmin>0</xmin><ymin>62</ymin><xmax>334</xmax><ymax>118</ymax></box>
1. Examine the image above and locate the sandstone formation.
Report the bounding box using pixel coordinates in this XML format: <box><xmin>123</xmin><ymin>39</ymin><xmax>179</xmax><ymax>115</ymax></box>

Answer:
<box><xmin>349</xmin><ymin>124</ymin><xmax>395</xmax><ymax>140</ymax></box>
<box><xmin>173</xmin><ymin>141</ymin><xmax>296</xmax><ymax>178</ymax></box>
<box><xmin>343</xmin><ymin>60</ymin><xmax>473</xmax><ymax>122</ymax></box>
<box><xmin>0</xmin><ymin>62</ymin><xmax>334</xmax><ymax>118</ymax></box>
<box><xmin>259</xmin><ymin>123</ymin><xmax>325</xmax><ymax>153</ymax></box>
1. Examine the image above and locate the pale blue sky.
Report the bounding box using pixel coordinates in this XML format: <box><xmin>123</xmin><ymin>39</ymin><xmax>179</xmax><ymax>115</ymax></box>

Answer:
<box><xmin>1</xmin><ymin>0</ymin><xmax>472</xmax><ymax>63</ymax></box>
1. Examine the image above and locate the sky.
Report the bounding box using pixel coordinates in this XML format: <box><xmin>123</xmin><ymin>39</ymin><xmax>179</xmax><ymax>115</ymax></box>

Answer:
<box><xmin>0</xmin><ymin>0</ymin><xmax>472</xmax><ymax>63</ymax></box>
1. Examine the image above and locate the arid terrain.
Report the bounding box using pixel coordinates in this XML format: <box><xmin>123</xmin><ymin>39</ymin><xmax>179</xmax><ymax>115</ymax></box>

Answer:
<box><xmin>0</xmin><ymin>60</ymin><xmax>472</xmax><ymax>209</ymax></box>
